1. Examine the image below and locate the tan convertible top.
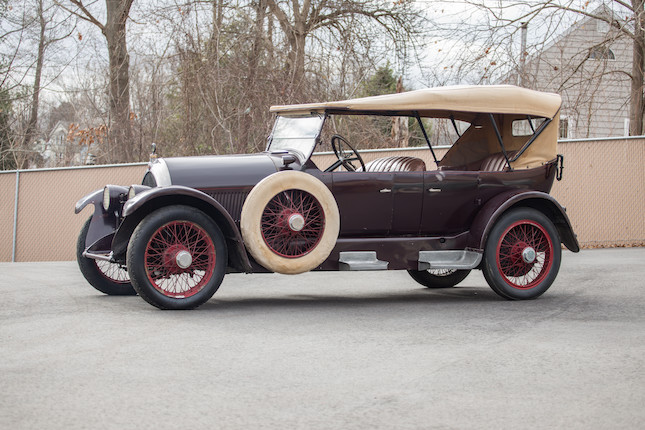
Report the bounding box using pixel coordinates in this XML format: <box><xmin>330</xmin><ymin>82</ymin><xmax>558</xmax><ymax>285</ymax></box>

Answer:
<box><xmin>270</xmin><ymin>85</ymin><xmax>561</xmax><ymax>119</ymax></box>
<box><xmin>271</xmin><ymin>85</ymin><xmax>562</xmax><ymax>170</ymax></box>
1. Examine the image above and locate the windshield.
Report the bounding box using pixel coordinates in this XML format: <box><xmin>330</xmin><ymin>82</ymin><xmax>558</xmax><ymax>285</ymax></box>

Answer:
<box><xmin>268</xmin><ymin>115</ymin><xmax>324</xmax><ymax>160</ymax></box>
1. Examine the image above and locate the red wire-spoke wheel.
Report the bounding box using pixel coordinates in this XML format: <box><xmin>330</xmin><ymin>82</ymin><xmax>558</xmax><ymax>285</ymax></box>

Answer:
<box><xmin>76</xmin><ymin>217</ymin><xmax>136</xmax><ymax>296</ymax></box>
<box><xmin>496</xmin><ymin>220</ymin><xmax>553</xmax><ymax>289</ymax></box>
<box><xmin>127</xmin><ymin>206</ymin><xmax>227</xmax><ymax>310</ymax></box>
<box><xmin>95</xmin><ymin>260</ymin><xmax>130</xmax><ymax>284</ymax></box>
<box><xmin>241</xmin><ymin>171</ymin><xmax>340</xmax><ymax>274</ymax></box>
<box><xmin>260</xmin><ymin>189</ymin><xmax>325</xmax><ymax>258</ymax></box>
<box><xmin>483</xmin><ymin>208</ymin><xmax>561</xmax><ymax>300</ymax></box>
<box><xmin>143</xmin><ymin>221</ymin><xmax>216</xmax><ymax>298</ymax></box>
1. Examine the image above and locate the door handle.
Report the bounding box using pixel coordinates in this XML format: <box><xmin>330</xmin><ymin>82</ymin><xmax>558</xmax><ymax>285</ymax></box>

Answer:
<box><xmin>379</xmin><ymin>188</ymin><xmax>392</xmax><ymax>193</ymax></box>
<box><xmin>428</xmin><ymin>188</ymin><xmax>442</xmax><ymax>193</ymax></box>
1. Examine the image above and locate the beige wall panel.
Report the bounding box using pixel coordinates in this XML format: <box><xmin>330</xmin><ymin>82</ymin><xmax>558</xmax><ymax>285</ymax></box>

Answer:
<box><xmin>551</xmin><ymin>139</ymin><xmax>645</xmax><ymax>246</ymax></box>
<box><xmin>0</xmin><ymin>173</ymin><xmax>16</xmax><ymax>261</ymax></box>
<box><xmin>13</xmin><ymin>164</ymin><xmax>147</xmax><ymax>262</ymax></box>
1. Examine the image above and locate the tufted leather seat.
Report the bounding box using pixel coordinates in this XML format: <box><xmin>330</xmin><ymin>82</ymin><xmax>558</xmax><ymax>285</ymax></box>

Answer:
<box><xmin>480</xmin><ymin>151</ymin><xmax>517</xmax><ymax>172</ymax></box>
<box><xmin>361</xmin><ymin>156</ymin><xmax>426</xmax><ymax>172</ymax></box>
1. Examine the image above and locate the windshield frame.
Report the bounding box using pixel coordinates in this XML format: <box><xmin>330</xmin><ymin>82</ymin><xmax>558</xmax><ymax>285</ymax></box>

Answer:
<box><xmin>266</xmin><ymin>113</ymin><xmax>326</xmax><ymax>162</ymax></box>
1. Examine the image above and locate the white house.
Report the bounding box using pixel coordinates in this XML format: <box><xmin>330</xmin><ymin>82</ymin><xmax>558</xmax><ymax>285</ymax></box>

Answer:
<box><xmin>507</xmin><ymin>8</ymin><xmax>632</xmax><ymax>139</ymax></box>
<box><xmin>33</xmin><ymin>121</ymin><xmax>97</xmax><ymax>168</ymax></box>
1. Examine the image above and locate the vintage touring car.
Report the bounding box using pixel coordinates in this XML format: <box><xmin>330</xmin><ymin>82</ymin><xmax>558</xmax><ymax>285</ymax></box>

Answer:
<box><xmin>76</xmin><ymin>85</ymin><xmax>579</xmax><ymax>309</ymax></box>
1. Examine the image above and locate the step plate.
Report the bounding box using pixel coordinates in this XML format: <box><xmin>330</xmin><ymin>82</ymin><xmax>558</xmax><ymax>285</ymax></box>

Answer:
<box><xmin>418</xmin><ymin>250</ymin><xmax>482</xmax><ymax>271</ymax></box>
<box><xmin>338</xmin><ymin>251</ymin><xmax>388</xmax><ymax>271</ymax></box>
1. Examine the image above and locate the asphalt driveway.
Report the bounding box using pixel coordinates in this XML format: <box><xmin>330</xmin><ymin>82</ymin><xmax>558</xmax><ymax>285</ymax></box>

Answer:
<box><xmin>1</xmin><ymin>248</ymin><xmax>644</xmax><ymax>429</ymax></box>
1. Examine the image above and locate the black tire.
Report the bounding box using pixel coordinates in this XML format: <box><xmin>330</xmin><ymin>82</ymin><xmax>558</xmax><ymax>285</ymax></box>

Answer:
<box><xmin>76</xmin><ymin>217</ymin><xmax>136</xmax><ymax>296</ymax></box>
<box><xmin>408</xmin><ymin>269</ymin><xmax>471</xmax><ymax>288</ymax></box>
<box><xmin>126</xmin><ymin>205</ymin><xmax>227</xmax><ymax>310</ymax></box>
<box><xmin>482</xmin><ymin>207</ymin><xmax>561</xmax><ymax>300</ymax></box>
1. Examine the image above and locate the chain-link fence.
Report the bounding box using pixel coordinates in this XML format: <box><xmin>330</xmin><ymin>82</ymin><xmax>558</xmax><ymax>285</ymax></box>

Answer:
<box><xmin>550</xmin><ymin>137</ymin><xmax>645</xmax><ymax>248</ymax></box>
<box><xmin>1</xmin><ymin>164</ymin><xmax>147</xmax><ymax>262</ymax></box>
<box><xmin>1</xmin><ymin>137</ymin><xmax>643</xmax><ymax>262</ymax></box>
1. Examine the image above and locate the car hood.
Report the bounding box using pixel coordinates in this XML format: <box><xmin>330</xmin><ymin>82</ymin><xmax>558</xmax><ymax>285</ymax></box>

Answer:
<box><xmin>161</xmin><ymin>153</ymin><xmax>280</xmax><ymax>190</ymax></box>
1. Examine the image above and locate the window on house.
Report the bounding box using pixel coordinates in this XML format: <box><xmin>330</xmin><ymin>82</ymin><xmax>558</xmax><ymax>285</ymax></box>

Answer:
<box><xmin>589</xmin><ymin>47</ymin><xmax>615</xmax><ymax>60</ymax></box>
<box><xmin>559</xmin><ymin>118</ymin><xmax>569</xmax><ymax>139</ymax></box>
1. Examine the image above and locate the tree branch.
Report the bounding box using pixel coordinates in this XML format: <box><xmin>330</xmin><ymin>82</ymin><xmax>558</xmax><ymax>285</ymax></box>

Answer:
<box><xmin>57</xmin><ymin>0</ymin><xmax>105</xmax><ymax>32</ymax></box>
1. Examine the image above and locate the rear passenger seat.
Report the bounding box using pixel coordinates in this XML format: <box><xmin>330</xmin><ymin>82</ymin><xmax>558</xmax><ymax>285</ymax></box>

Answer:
<box><xmin>480</xmin><ymin>151</ymin><xmax>517</xmax><ymax>171</ymax></box>
<box><xmin>360</xmin><ymin>156</ymin><xmax>426</xmax><ymax>172</ymax></box>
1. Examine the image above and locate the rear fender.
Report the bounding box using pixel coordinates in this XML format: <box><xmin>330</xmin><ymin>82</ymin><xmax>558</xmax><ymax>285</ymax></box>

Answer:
<box><xmin>469</xmin><ymin>191</ymin><xmax>580</xmax><ymax>253</ymax></box>
<box><xmin>113</xmin><ymin>186</ymin><xmax>252</xmax><ymax>272</ymax></box>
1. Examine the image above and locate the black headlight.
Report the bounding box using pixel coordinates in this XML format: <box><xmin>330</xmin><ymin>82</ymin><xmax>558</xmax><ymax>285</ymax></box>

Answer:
<box><xmin>102</xmin><ymin>185</ymin><xmax>128</xmax><ymax>212</ymax></box>
<box><xmin>128</xmin><ymin>185</ymin><xmax>151</xmax><ymax>199</ymax></box>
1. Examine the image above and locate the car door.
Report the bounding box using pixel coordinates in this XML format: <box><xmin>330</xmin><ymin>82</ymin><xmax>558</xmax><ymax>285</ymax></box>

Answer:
<box><xmin>420</xmin><ymin>170</ymin><xmax>480</xmax><ymax>235</ymax></box>
<box><xmin>390</xmin><ymin>171</ymin><xmax>425</xmax><ymax>235</ymax></box>
<box><xmin>330</xmin><ymin>171</ymin><xmax>394</xmax><ymax>237</ymax></box>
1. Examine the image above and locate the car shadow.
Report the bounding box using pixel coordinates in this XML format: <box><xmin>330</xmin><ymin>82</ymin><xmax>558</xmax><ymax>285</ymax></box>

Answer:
<box><xmin>197</xmin><ymin>285</ymin><xmax>504</xmax><ymax>313</ymax></box>
<box><xmin>86</xmin><ymin>282</ymin><xmax>570</xmax><ymax>314</ymax></box>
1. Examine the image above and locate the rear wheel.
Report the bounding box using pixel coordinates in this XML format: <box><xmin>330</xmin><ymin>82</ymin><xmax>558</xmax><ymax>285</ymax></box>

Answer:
<box><xmin>408</xmin><ymin>269</ymin><xmax>471</xmax><ymax>288</ymax></box>
<box><xmin>482</xmin><ymin>208</ymin><xmax>561</xmax><ymax>300</ymax></box>
<box><xmin>76</xmin><ymin>217</ymin><xmax>135</xmax><ymax>296</ymax></box>
<box><xmin>127</xmin><ymin>206</ymin><xmax>227</xmax><ymax>310</ymax></box>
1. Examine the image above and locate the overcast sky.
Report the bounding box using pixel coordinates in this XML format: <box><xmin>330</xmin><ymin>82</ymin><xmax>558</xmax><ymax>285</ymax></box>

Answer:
<box><xmin>1</xmin><ymin>0</ymin><xmax>629</xmax><ymax>106</ymax></box>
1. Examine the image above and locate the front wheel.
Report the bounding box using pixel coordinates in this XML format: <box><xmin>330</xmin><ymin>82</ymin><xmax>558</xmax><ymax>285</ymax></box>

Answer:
<box><xmin>482</xmin><ymin>208</ymin><xmax>561</xmax><ymax>300</ymax></box>
<box><xmin>408</xmin><ymin>269</ymin><xmax>471</xmax><ymax>288</ymax></box>
<box><xmin>76</xmin><ymin>217</ymin><xmax>136</xmax><ymax>296</ymax></box>
<box><xmin>127</xmin><ymin>206</ymin><xmax>227</xmax><ymax>310</ymax></box>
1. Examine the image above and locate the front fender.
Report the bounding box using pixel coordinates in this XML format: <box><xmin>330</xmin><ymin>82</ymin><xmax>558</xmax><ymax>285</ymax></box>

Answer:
<box><xmin>75</xmin><ymin>189</ymin><xmax>103</xmax><ymax>214</ymax></box>
<box><xmin>75</xmin><ymin>188</ymin><xmax>122</xmax><ymax>252</ymax></box>
<box><xmin>469</xmin><ymin>191</ymin><xmax>580</xmax><ymax>253</ymax></box>
<box><xmin>114</xmin><ymin>186</ymin><xmax>252</xmax><ymax>272</ymax></box>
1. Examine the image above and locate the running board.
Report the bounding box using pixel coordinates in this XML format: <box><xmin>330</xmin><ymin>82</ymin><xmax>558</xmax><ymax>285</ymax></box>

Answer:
<box><xmin>339</xmin><ymin>251</ymin><xmax>388</xmax><ymax>271</ymax></box>
<box><xmin>418</xmin><ymin>251</ymin><xmax>482</xmax><ymax>271</ymax></box>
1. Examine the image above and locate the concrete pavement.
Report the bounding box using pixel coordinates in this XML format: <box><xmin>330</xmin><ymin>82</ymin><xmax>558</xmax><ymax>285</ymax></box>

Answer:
<box><xmin>1</xmin><ymin>248</ymin><xmax>644</xmax><ymax>429</ymax></box>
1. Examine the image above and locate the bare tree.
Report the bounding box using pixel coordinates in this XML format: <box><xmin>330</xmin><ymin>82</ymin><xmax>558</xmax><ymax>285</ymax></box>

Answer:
<box><xmin>265</xmin><ymin>0</ymin><xmax>423</xmax><ymax>101</ymax></box>
<box><xmin>20</xmin><ymin>0</ymin><xmax>48</xmax><ymax>167</ymax></box>
<box><xmin>0</xmin><ymin>0</ymin><xmax>75</xmax><ymax>169</ymax></box>
<box><xmin>64</xmin><ymin>0</ymin><xmax>135</xmax><ymax>162</ymax></box>
<box><xmin>21</xmin><ymin>0</ymin><xmax>74</xmax><ymax>167</ymax></box>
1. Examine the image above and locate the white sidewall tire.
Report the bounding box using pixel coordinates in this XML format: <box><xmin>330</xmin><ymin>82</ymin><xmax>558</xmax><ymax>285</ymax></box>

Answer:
<box><xmin>241</xmin><ymin>170</ymin><xmax>340</xmax><ymax>274</ymax></box>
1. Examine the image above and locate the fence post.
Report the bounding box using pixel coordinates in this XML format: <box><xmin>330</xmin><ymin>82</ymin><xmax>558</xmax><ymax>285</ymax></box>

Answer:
<box><xmin>12</xmin><ymin>170</ymin><xmax>20</xmax><ymax>262</ymax></box>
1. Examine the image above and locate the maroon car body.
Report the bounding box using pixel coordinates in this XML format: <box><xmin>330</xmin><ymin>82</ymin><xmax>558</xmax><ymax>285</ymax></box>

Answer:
<box><xmin>76</xmin><ymin>85</ymin><xmax>579</xmax><ymax>309</ymax></box>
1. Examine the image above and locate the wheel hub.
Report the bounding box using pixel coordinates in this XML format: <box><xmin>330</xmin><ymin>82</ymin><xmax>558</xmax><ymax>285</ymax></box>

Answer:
<box><xmin>260</xmin><ymin>189</ymin><xmax>325</xmax><ymax>258</ymax></box>
<box><xmin>522</xmin><ymin>246</ymin><xmax>536</xmax><ymax>264</ymax></box>
<box><xmin>175</xmin><ymin>250</ymin><xmax>193</xmax><ymax>269</ymax></box>
<box><xmin>162</xmin><ymin>244</ymin><xmax>192</xmax><ymax>273</ymax></box>
<box><xmin>288</xmin><ymin>213</ymin><xmax>305</xmax><ymax>232</ymax></box>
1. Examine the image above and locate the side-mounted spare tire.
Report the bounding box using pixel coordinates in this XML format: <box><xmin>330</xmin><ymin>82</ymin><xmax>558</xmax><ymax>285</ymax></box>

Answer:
<box><xmin>240</xmin><ymin>170</ymin><xmax>340</xmax><ymax>274</ymax></box>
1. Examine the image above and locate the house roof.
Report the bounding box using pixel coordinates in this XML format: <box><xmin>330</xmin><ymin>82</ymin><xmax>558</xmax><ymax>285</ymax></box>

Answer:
<box><xmin>270</xmin><ymin>85</ymin><xmax>562</xmax><ymax>119</ymax></box>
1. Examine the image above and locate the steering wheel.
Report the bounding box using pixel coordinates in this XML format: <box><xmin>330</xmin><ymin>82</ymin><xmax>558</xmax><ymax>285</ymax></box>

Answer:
<box><xmin>325</xmin><ymin>134</ymin><xmax>366</xmax><ymax>172</ymax></box>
